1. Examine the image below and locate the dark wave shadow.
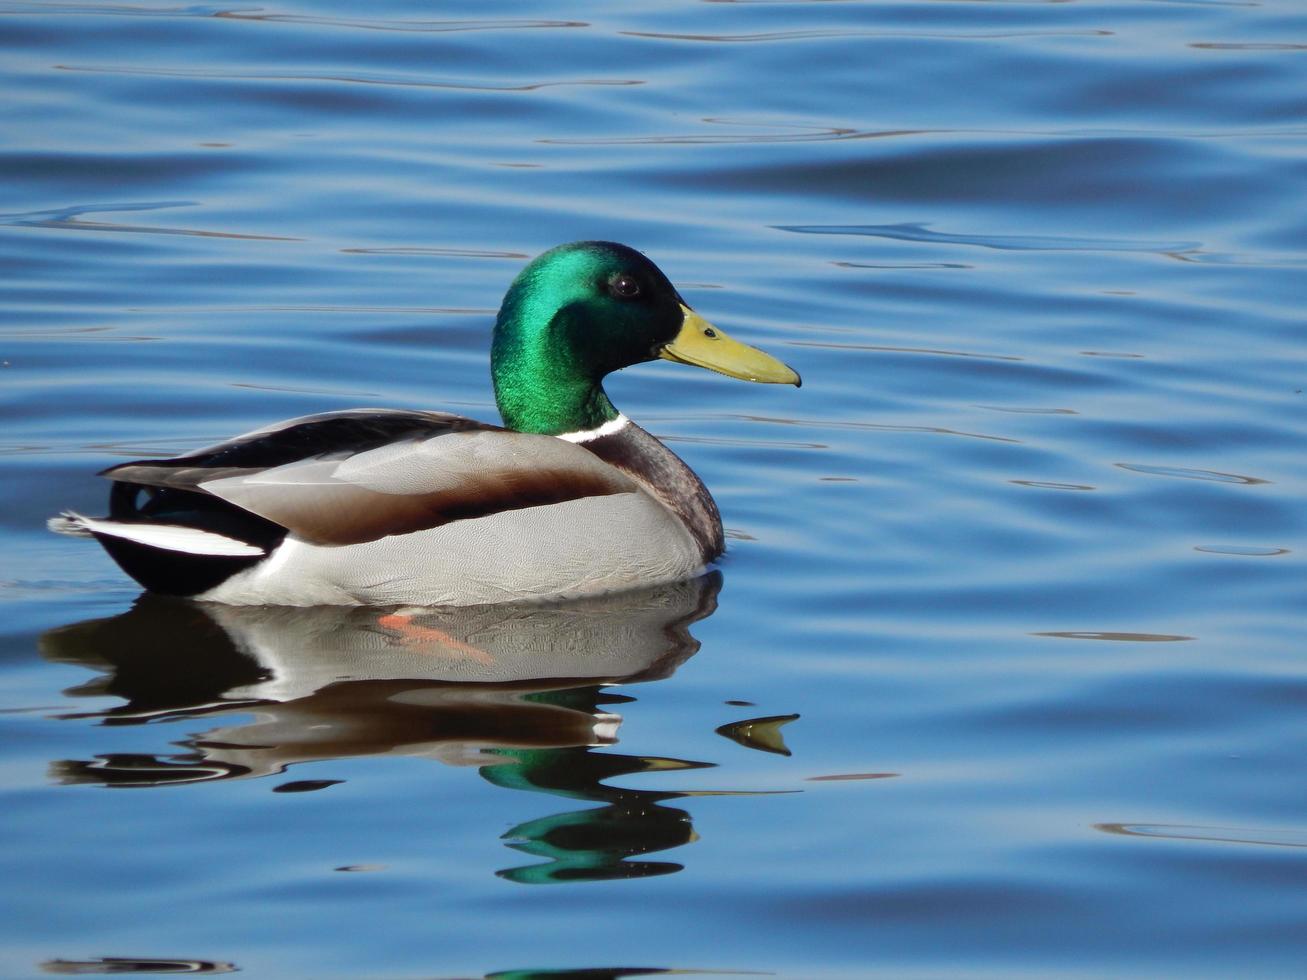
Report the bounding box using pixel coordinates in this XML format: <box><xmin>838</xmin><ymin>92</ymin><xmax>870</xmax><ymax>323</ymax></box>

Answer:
<box><xmin>40</xmin><ymin>960</ymin><xmax>758</xmax><ymax>978</ymax></box>
<box><xmin>39</xmin><ymin>574</ymin><xmax>724</xmax><ymax>883</ymax></box>
<box><xmin>40</xmin><ymin>956</ymin><xmax>237</xmax><ymax>975</ymax></box>
<box><xmin>482</xmin><ymin>969</ymin><xmax>766</xmax><ymax>979</ymax></box>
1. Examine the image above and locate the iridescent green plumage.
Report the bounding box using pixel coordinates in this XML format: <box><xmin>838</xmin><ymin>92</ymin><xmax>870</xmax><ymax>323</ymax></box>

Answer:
<box><xmin>491</xmin><ymin>242</ymin><xmax>688</xmax><ymax>435</ymax></box>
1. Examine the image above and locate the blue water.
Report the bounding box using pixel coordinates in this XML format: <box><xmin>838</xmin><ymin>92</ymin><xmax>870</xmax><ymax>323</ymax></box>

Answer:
<box><xmin>3</xmin><ymin>1</ymin><xmax>1306</xmax><ymax>977</ymax></box>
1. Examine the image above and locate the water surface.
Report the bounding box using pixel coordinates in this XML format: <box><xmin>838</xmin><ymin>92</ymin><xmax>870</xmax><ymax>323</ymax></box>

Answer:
<box><xmin>3</xmin><ymin>1</ymin><xmax>1306</xmax><ymax>977</ymax></box>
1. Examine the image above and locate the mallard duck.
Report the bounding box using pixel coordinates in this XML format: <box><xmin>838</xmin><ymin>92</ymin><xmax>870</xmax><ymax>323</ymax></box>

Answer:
<box><xmin>49</xmin><ymin>241</ymin><xmax>800</xmax><ymax>606</ymax></box>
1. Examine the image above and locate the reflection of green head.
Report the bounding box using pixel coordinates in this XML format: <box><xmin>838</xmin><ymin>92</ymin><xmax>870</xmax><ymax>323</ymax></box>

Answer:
<box><xmin>481</xmin><ymin>744</ymin><xmax>705</xmax><ymax>884</ymax></box>
<box><xmin>497</xmin><ymin>805</ymin><xmax>687</xmax><ymax>885</ymax></box>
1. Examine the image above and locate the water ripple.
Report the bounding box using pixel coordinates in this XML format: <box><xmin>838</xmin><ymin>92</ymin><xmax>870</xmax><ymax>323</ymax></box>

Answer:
<box><xmin>0</xmin><ymin>201</ymin><xmax>298</xmax><ymax>241</ymax></box>
<box><xmin>129</xmin><ymin>306</ymin><xmax>493</xmax><ymax>315</ymax></box>
<box><xmin>1011</xmin><ymin>480</ymin><xmax>1096</xmax><ymax>491</ymax></box>
<box><xmin>542</xmin><ymin>119</ymin><xmax>923</xmax><ymax>145</ymax></box>
<box><xmin>1190</xmin><ymin>42</ymin><xmax>1307</xmax><ymax>52</ymax></box>
<box><xmin>834</xmin><ymin>260</ymin><xmax>973</xmax><ymax>270</ymax></box>
<box><xmin>1033</xmin><ymin>632</ymin><xmax>1195</xmax><ymax>642</ymax></box>
<box><xmin>778</xmin><ymin>222</ymin><xmax>1201</xmax><ymax>254</ymax></box>
<box><xmin>1193</xmin><ymin>545</ymin><xmax>1290</xmax><ymax>557</ymax></box>
<box><xmin>1098</xmin><ymin>824</ymin><xmax>1307</xmax><ymax>848</ymax></box>
<box><xmin>210</xmin><ymin>12</ymin><xmax>587</xmax><ymax>35</ymax></box>
<box><xmin>623</xmin><ymin>29</ymin><xmax>1112</xmax><ymax>43</ymax></box>
<box><xmin>1</xmin><ymin>4</ymin><xmax>586</xmax><ymax>34</ymax></box>
<box><xmin>979</xmin><ymin>406</ymin><xmax>1079</xmax><ymax>415</ymax></box>
<box><xmin>340</xmin><ymin>247</ymin><xmax>529</xmax><ymax>259</ymax></box>
<box><xmin>1116</xmin><ymin>463</ymin><xmax>1271</xmax><ymax>485</ymax></box>
<box><xmin>55</xmin><ymin>63</ymin><xmax>642</xmax><ymax>92</ymax></box>
<box><xmin>789</xmin><ymin>341</ymin><xmax>1022</xmax><ymax>362</ymax></box>
<box><xmin>729</xmin><ymin>414</ymin><xmax>1021</xmax><ymax>445</ymax></box>
<box><xmin>806</xmin><ymin>772</ymin><xmax>899</xmax><ymax>782</ymax></box>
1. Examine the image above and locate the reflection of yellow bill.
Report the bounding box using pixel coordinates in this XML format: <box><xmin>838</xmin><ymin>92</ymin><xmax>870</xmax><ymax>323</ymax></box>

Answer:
<box><xmin>660</xmin><ymin>305</ymin><xmax>801</xmax><ymax>386</ymax></box>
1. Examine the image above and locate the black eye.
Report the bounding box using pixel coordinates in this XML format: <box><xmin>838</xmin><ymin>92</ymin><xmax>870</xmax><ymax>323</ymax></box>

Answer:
<box><xmin>609</xmin><ymin>273</ymin><xmax>641</xmax><ymax>299</ymax></box>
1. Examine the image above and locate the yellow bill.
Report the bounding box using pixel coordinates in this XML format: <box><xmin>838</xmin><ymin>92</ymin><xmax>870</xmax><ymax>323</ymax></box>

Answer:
<box><xmin>659</xmin><ymin>305</ymin><xmax>801</xmax><ymax>386</ymax></box>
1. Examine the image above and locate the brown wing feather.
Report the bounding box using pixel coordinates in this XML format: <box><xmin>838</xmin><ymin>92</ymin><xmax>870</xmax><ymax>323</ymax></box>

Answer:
<box><xmin>198</xmin><ymin>431</ymin><xmax>638</xmax><ymax>546</ymax></box>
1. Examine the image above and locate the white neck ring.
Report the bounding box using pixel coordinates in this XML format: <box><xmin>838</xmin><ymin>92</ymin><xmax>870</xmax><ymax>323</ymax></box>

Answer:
<box><xmin>555</xmin><ymin>414</ymin><xmax>630</xmax><ymax>444</ymax></box>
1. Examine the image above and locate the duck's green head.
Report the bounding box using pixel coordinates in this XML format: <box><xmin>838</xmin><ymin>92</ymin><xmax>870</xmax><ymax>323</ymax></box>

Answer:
<box><xmin>491</xmin><ymin>241</ymin><xmax>800</xmax><ymax>435</ymax></box>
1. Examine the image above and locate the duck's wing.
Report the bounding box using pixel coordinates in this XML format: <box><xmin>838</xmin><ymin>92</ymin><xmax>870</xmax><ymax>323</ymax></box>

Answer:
<box><xmin>99</xmin><ymin>408</ymin><xmax>639</xmax><ymax>548</ymax></box>
<box><xmin>190</xmin><ymin>428</ymin><xmax>637</xmax><ymax>547</ymax></box>
<box><xmin>102</xmin><ymin>408</ymin><xmax>490</xmax><ymax>490</ymax></box>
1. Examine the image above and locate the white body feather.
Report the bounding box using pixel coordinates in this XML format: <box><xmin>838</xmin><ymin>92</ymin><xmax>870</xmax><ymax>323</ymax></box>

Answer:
<box><xmin>196</xmin><ymin>491</ymin><xmax>703</xmax><ymax>606</ymax></box>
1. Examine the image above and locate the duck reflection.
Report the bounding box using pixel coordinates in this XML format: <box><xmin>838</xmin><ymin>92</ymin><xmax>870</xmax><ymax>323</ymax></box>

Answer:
<box><xmin>40</xmin><ymin>573</ymin><xmax>721</xmax><ymax>882</ymax></box>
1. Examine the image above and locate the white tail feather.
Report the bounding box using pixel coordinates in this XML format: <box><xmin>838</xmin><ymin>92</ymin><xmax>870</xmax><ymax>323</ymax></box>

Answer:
<box><xmin>49</xmin><ymin>512</ymin><xmax>265</xmax><ymax>557</ymax></box>
<box><xmin>47</xmin><ymin>512</ymin><xmax>94</xmax><ymax>537</ymax></box>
